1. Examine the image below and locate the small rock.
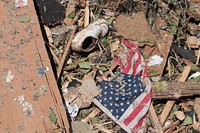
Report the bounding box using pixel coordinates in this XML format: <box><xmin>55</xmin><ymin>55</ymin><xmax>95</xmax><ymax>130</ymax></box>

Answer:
<box><xmin>36</xmin><ymin>66</ymin><xmax>49</xmax><ymax>76</ymax></box>
<box><xmin>164</xmin><ymin>120</ymin><xmax>171</xmax><ymax>127</ymax></box>
<box><xmin>6</xmin><ymin>69</ymin><xmax>14</xmax><ymax>83</ymax></box>
<box><xmin>186</xmin><ymin>100</ymin><xmax>194</xmax><ymax>108</ymax></box>
<box><xmin>174</xmin><ymin>111</ymin><xmax>185</xmax><ymax>121</ymax></box>
<box><xmin>187</xmin><ymin>36</ymin><xmax>200</xmax><ymax>48</ymax></box>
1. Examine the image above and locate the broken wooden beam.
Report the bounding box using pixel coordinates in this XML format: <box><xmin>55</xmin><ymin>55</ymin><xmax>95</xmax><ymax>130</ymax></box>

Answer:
<box><xmin>160</xmin><ymin>101</ymin><xmax>175</xmax><ymax>126</ymax></box>
<box><xmin>152</xmin><ymin>81</ymin><xmax>200</xmax><ymax>99</ymax></box>
<box><xmin>149</xmin><ymin>103</ymin><xmax>163</xmax><ymax>133</ymax></box>
<box><xmin>57</xmin><ymin>26</ymin><xmax>77</xmax><ymax>79</ymax></box>
<box><xmin>178</xmin><ymin>65</ymin><xmax>192</xmax><ymax>83</ymax></box>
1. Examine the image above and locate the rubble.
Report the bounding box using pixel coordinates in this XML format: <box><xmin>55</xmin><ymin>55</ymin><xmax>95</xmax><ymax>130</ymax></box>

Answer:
<box><xmin>7</xmin><ymin>0</ymin><xmax>200</xmax><ymax>129</ymax></box>
<box><xmin>20</xmin><ymin>0</ymin><xmax>200</xmax><ymax>132</ymax></box>
<box><xmin>41</xmin><ymin>1</ymin><xmax>200</xmax><ymax>132</ymax></box>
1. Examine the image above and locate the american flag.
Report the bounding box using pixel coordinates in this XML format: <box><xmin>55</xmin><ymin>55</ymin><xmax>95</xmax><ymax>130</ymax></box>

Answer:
<box><xmin>93</xmin><ymin>40</ymin><xmax>152</xmax><ymax>133</ymax></box>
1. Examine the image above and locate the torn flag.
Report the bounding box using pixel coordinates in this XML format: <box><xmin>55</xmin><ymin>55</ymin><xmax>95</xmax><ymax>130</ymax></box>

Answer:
<box><xmin>93</xmin><ymin>40</ymin><xmax>152</xmax><ymax>133</ymax></box>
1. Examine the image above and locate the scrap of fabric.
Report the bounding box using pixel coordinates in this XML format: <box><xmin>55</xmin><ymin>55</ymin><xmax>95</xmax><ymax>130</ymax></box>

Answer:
<box><xmin>94</xmin><ymin>40</ymin><xmax>152</xmax><ymax>133</ymax></box>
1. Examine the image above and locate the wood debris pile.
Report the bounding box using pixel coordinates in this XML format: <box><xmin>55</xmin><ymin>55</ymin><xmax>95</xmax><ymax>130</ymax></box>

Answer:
<box><xmin>35</xmin><ymin>0</ymin><xmax>200</xmax><ymax>132</ymax></box>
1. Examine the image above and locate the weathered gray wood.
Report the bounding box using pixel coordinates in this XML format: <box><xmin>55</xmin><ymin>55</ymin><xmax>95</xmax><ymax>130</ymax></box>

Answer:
<box><xmin>152</xmin><ymin>82</ymin><xmax>200</xmax><ymax>99</ymax></box>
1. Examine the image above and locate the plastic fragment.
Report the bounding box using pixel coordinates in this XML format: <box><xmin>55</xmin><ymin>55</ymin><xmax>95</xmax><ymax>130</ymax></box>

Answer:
<box><xmin>37</xmin><ymin>66</ymin><xmax>49</xmax><ymax>76</ymax></box>
<box><xmin>16</xmin><ymin>0</ymin><xmax>28</xmax><ymax>7</ymax></box>
<box><xmin>148</xmin><ymin>55</ymin><xmax>164</xmax><ymax>66</ymax></box>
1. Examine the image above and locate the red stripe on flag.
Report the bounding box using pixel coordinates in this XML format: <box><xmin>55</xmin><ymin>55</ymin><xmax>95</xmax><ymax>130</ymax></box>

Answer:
<box><xmin>132</xmin><ymin>114</ymin><xmax>146</xmax><ymax>132</ymax></box>
<box><xmin>134</xmin><ymin>49</ymin><xmax>142</xmax><ymax>75</ymax></box>
<box><xmin>121</xmin><ymin>51</ymin><xmax>134</xmax><ymax>74</ymax></box>
<box><xmin>123</xmin><ymin>92</ymin><xmax>151</xmax><ymax>126</ymax></box>
<box><xmin>124</xmin><ymin>40</ymin><xmax>135</xmax><ymax>48</ymax></box>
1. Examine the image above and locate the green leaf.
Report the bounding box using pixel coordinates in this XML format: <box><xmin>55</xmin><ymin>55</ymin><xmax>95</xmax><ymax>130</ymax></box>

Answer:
<box><xmin>148</xmin><ymin>70</ymin><xmax>158</xmax><ymax>75</ymax></box>
<box><xmin>40</xmin><ymin>85</ymin><xmax>48</xmax><ymax>93</ymax></box>
<box><xmin>67</xmin><ymin>10</ymin><xmax>76</xmax><ymax>19</ymax></box>
<box><xmin>193</xmin><ymin>76</ymin><xmax>200</xmax><ymax>82</ymax></box>
<box><xmin>167</xmin><ymin>25</ymin><xmax>177</xmax><ymax>35</ymax></box>
<box><xmin>153</xmin><ymin>81</ymin><xmax>167</xmax><ymax>90</ymax></box>
<box><xmin>78</xmin><ymin>61</ymin><xmax>91</xmax><ymax>69</ymax></box>
<box><xmin>101</xmin><ymin>36</ymin><xmax>109</xmax><ymax>46</ymax></box>
<box><xmin>142</xmin><ymin>52</ymin><xmax>148</xmax><ymax>59</ymax></box>
<box><xmin>79</xmin><ymin>107</ymin><xmax>95</xmax><ymax>116</ymax></box>
<box><xmin>191</xmin><ymin>65</ymin><xmax>200</xmax><ymax>72</ymax></box>
<box><xmin>107</xmin><ymin>17</ymin><xmax>115</xmax><ymax>25</ymax></box>
<box><xmin>79</xmin><ymin>58</ymin><xmax>88</xmax><ymax>62</ymax></box>
<box><xmin>18</xmin><ymin>16</ymin><xmax>31</xmax><ymax>23</ymax></box>
<box><xmin>48</xmin><ymin>108</ymin><xmax>57</xmax><ymax>125</ymax></box>
<box><xmin>98</xmin><ymin>66</ymin><xmax>108</xmax><ymax>71</ymax></box>
<box><xmin>182</xmin><ymin>116</ymin><xmax>192</xmax><ymax>126</ymax></box>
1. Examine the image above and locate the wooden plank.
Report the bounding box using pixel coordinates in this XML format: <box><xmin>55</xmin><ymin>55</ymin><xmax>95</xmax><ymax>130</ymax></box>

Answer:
<box><xmin>149</xmin><ymin>103</ymin><xmax>163</xmax><ymax>133</ymax></box>
<box><xmin>160</xmin><ymin>101</ymin><xmax>175</xmax><ymax>126</ymax></box>
<box><xmin>178</xmin><ymin>66</ymin><xmax>192</xmax><ymax>82</ymax></box>
<box><xmin>152</xmin><ymin>81</ymin><xmax>200</xmax><ymax>99</ymax></box>
<box><xmin>84</xmin><ymin>0</ymin><xmax>90</xmax><ymax>27</ymax></box>
<box><xmin>0</xmin><ymin>0</ymin><xmax>69</xmax><ymax>132</ymax></box>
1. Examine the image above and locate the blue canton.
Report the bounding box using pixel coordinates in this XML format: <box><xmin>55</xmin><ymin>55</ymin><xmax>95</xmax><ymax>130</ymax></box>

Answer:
<box><xmin>96</xmin><ymin>72</ymin><xmax>146</xmax><ymax>119</ymax></box>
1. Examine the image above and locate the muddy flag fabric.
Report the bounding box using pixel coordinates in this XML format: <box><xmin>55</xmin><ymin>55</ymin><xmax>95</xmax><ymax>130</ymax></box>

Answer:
<box><xmin>93</xmin><ymin>40</ymin><xmax>152</xmax><ymax>133</ymax></box>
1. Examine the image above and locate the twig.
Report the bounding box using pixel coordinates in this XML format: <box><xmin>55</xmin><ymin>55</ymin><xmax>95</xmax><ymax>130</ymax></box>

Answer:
<box><xmin>44</xmin><ymin>25</ymin><xmax>55</xmax><ymax>48</ymax></box>
<box><xmin>163</xmin><ymin>121</ymin><xmax>178</xmax><ymax>131</ymax></box>
<box><xmin>160</xmin><ymin>101</ymin><xmax>175</xmax><ymax>127</ymax></box>
<box><xmin>97</xmin><ymin>41</ymin><xmax>103</xmax><ymax>54</ymax></box>
<box><xmin>95</xmin><ymin>121</ymin><xmax>113</xmax><ymax>127</ymax></box>
<box><xmin>84</xmin><ymin>0</ymin><xmax>89</xmax><ymax>27</ymax></box>
<box><xmin>167</xmin><ymin>59</ymin><xmax>171</xmax><ymax>78</ymax></box>
<box><xmin>43</xmin><ymin>25</ymin><xmax>60</xmax><ymax>65</ymax></box>
<box><xmin>57</xmin><ymin>26</ymin><xmax>77</xmax><ymax>80</ymax></box>
<box><xmin>90</xmin><ymin>11</ymin><xmax>96</xmax><ymax>20</ymax></box>
<box><xmin>149</xmin><ymin>102</ymin><xmax>164</xmax><ymax>133</ymax></box>
<box><xmin>70</xmin><ymin>11</ymin><xmax>83</xmax><ymax>26</ymax></box>
<box><xmin>196</xmin><ymin>48</ymin><xmax>200</xmax><ymax>65</ymax></box>
<box><xmin>81</xmin><ymin>108</ymin><xmax>101</xmax><ymax>122</ymax></box>
<box><xmin>171</xmin><ymin>126</ymin><xmax>185</xmax><ymax>133</ymax></box>
<box><xmin>97</xmin><ymin>62</ymin><xmax>118</xmax><ymax>82</ymax></box>
<box><xmin>164</xmin><ymin>121</ymin><xmax>180</xmax><ymax>133</ymax></box>
<box><xmin>98</xmin><ymin>70</ymin><xmax>108</xmax><ymax>81</ymax></box>
<box><xmin>95</xmin><ymin>125</ymin><xmax>114</xmax><ymax>133</ymax></box>
<box><xmin>103</xmin><ymin>62</ymin><xmax>118</xmax><ymax>77</ymax></box>
<box><xmin>49</xmin><ymin>48</ymin><xmax>60</xmax><ymax>65</ymax></box>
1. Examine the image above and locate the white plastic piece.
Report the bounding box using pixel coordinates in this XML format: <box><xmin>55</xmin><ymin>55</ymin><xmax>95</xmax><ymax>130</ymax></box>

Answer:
<box><xmin>65</xmin><ymin>100</ymin><xmax>79</xmax><ymax>119</ymax></box>
<box><xmin>147</xmin><ymin>55</ymin><xmax>164</xmax><ymax>66</ymax></box>
<box><xmin>16</xmin><ymin>0</ymin><xmax>28</xmax><ymax>7</ymax></box>
<box><xmin>188</xmin><ymin>72</ymin><xmax>200</xmax><ymax>79</ymax></box>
